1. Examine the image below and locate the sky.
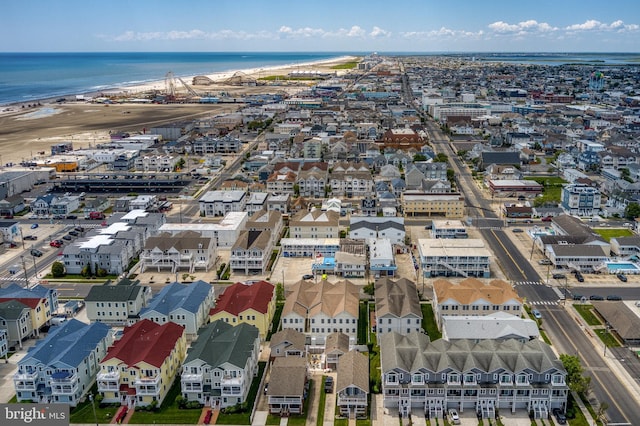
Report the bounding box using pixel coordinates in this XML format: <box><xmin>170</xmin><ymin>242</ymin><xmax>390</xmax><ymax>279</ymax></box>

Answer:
<box><xmin>2</xmin><ymin>0</ymin><xmax>640</xmax><ymax>52</ymax></box>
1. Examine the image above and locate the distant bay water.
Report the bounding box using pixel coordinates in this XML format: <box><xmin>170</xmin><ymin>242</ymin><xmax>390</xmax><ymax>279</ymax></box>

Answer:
<box><xmin>0</xmin><ymin>51</ymin><xmax>353</xmax><ymax>105</ymax></box>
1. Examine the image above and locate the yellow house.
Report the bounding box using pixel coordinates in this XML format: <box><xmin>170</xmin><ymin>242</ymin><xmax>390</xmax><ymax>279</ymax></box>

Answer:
<box><xmin>0</xmin><ymin>297</ymin><xmax>50</xmax><ymax>337</ymax></box>
<box><xmin>209</xmin><ymin>281</ymin><xmax>276</xmax><ymax>339</ymax></box>
<box><xmin>97</xmin><ymin>319</ymin><xmax>186</xmax><ymax>407</ymax></box>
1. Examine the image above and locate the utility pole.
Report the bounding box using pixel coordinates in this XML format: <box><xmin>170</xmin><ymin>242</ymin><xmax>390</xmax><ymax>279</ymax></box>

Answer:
<box><xmin>20</xmin><ymin>255</ymin><xmax>28</xmax><ymax>288</ymax></box>
<box><xmin>89</xmin><ymin>394</ymin><xmax>98</xmax><ymax>426</ymax></box>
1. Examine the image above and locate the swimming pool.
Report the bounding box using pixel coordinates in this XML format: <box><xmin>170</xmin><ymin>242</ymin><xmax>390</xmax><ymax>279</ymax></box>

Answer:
<box><xmin>606</xmin><ymin>262</ymin><xmax>640</xmax><ymax>272</ymax></box>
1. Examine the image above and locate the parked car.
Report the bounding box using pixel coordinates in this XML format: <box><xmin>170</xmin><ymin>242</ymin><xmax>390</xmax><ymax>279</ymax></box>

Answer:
<box><xmin>30</xmin><ymin>249</ymin><xmax>43</xmax><ymax>257</ymax></box>
<box><xmin>538</xmin><ymin>259</ymin><xmax>552</xmax><ymax>265</ymax></box>
<box><xmin>617</xmin><ymin>273</ymin><xmax>628</xmax><ymax>282</ymax></box>
<box><xmin>541</xmin><ymin>216</ymin><xmax>553</xmax><ymax>222</ymax></box>
<box><xmin>324</xmin><ymin>376</ymin><xmax>334</xmax><ymax>393</ymax></box>
<box><xmin>448</xmin><ymin>409</ymin><xmax>461</xmax><ymax>425</ymax></box>
<box><xmin>552</xmin><ymin>273</ymin><xmax>566</xmax><ymax>279</ymax></box>
<box><xmin>532</xmin><ymin>309</ymin><xmax>542</xmax><ymax>319</ymax></box>
<box><xmin>511</xmin><ymin>228</ymin><xmax>523</xmax><ymax>233</ymax></box>
<box><xmin>606</xmin><ymin>295</ymin><xmax>622</xmax><ymax>301</ymax></box>
<box><xmin>68</xmin><ymin>230</ymin><xmax>79</xmax><ymax>236</ymax></box>
<box><xmin>263</xmin><ymin>383</ymin><xmax>268</xmax><ymax>395</ymax></box>
<box><xmin>74</xmin><ymin>226</ymin><xmax>85</xmax><ymax>232</ymax></box>
<box><xmin>66</xmin><ymin>214</ymin><xmax>77</xmax><ymax>219</ymax></box>
<box><xmin>575</xmin><ymin>272</ymin><xmax>585</xmax><ymax>282</ymax></box>
<box><xmin>62</xmin><ymin>235</ymin><xmax>72</xmax><ymax>241</ymax></box>
<box><xmin>552</xmin><ymin>408</ymin><xmax>567</xmax><ymax>425</ymax></box>
<box><xmin>30</xmin><ymin>223</ymin><xmax>39</xmax><ymax>229</ymax></box>
<box><xmin>590</xmin><ymin>295</ymin><xmax>604</xmax><ymax>301</ymax></box>
<box><xmin>302</xmin><ymin>274</ymin><xmax>314</xmax><ymax>280</ymax></box>
<box><xmin>24</xmin><ymin>235</ymin><xmax>37</xmax><ymax>240</ymax></box>
<box><xmin>572</xmin><ymin>294</ymin><xmax>584</xmax><ymax>301</ymax></box>
<box><xmin>50</xmin><ymin>240</ymin><xmax>62</xmax><ymax>248</ymax></box>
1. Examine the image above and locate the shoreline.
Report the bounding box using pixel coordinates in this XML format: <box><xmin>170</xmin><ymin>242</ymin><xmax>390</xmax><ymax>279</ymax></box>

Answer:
<box><xmin>0</xmin><ymin>55</ymin><xmax>358</xmax><ymax>110</ymax></box>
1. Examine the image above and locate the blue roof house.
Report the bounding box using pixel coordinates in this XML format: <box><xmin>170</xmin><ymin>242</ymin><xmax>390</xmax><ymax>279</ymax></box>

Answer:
<box><xmin>14</xmin><ymin>319</ymin><xmax>111</xmax><ymax>406</ymax></box>
<box><xmin>140</xmin><ymin>280</ymin><xmax>215</xmax><ymax>338</ymax></box>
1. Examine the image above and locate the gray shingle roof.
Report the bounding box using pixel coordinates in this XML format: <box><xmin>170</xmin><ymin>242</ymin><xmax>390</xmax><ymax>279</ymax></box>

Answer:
<box><xmin>268</xmin><ymin>356</ymin><xmax>307</xmax><ymax>397</ymax></box>
<box><xmin>185</xmin><ymin>320</ymin><xmax>259</xmax><ymax>368</ymax></box>
<box><xmin>375</xmin><ymin>278</ymin><xmax>422</xmax><ymax>319</ymax></box>
<box><xmin>85</xmin><ymin>282</ymin><xmax>143</xmax><ymax>302</ymax></box>
<box><xmin>336</xmin><ymin>350</ymin><xmax>369</xmax><ymax>394</ymax></box>
<box><xmin>380</xmin><ymin>332</ymin><xmax>564</xmax><ymax>375</ymax></box>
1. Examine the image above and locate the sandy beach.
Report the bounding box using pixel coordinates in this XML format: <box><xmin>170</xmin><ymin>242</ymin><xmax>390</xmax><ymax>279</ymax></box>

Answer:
<box><xmin>0</xmin><ymin>56</ymin><xmax>358</xmax><ymax>164</ymax></box>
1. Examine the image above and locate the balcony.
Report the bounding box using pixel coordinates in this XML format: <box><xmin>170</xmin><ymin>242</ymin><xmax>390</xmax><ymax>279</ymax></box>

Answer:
<box><xmin>14</xmin><ymin>380</ymin><xmax>38</xmax><ymax>391</ymax></box>
<box><xmin>337</xmin><ymin>396</ymin><xmax>368</xmax><ymax>405</ymax></box>
<box><xmin>97</xmin><ymin>370</ymin><xmax>120</xmax><ymax>382</ymax></box>
<box><xmin>221</xmin><ymin>375</ymin><xmax>243</xmax><ymax>386</ymax></box>
<box><xmin>136</xmin><ymin>386</ymin><xmax>160</xmax><ymax>396</ymax></box>
<box><xmin>52</xmin><ymin>383</ymin><xmax>79</xmax><ymax>396</ymax></box>
<box><xmin>181</xmin><ymin>373</ymin><xmax>204</xmax><ymax>383</ymax></box>
<box><xmin>50</xmin><ymin>371</ymin><xmax>77</xmax><ymax>385</ymax></box>
<box><xmin>134</xmin><ymin>375</ymin><xmax>161</xmax><ymax>386</ymax></box>
<box><xmin>14</xmin><ymin>370</ymin><xmax>38</xmax><ymax>382</ymax></box>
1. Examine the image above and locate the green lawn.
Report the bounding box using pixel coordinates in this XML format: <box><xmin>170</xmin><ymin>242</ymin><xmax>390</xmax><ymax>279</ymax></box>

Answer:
<box><xmin>128</xmin><ymin>378</ymin><xmax>201</xmax><ymax>424</ymax></box>
<box><xmin>421</xmin><ymin>303</ymin><xmax>442</xmax><ymax>340</ymax></box>
<box><xmin>573</xmin><ymin>304</ymin><xmax>602</xmax><ymax>326</ymax></box>
<box><xmin>593</xmin><ymin>228</ymin><xmax>634</xmax><ymax>242</ymax></box>
<box><xmin>70</xmin><ymin>400</ymin><xmax>120</xmax><ymax>424</ymax></box>
<box><xmin>213</xmin><ymin>361</ymin><xmax>266</xmax><ymax>425</ymax></box>
<box><xmin>525</xmin><ymin>176</ymin><xmax>567</xmax><ymax>206</ymax></box>
<box><xmin>358</xmin><ymin>302</ymin><xmax>371</xmax><ymax>345</ymax></box>
<box><xmin>595</xmin><ymin>329</ymin><xmax>621</xmax><ymax>348</ymax></box>
<box><xmin>317</xmin><ymin>376</ymin><xmax>327</xmax><ymax>426</ymax></box>
<box><xmin>566</xmin><ymin>393</ymin><xmax>592</xmax><ymax>426</ymax></box>
<box><xmin>266</xmin><ymin>303</ymin><xmax>283</xmax><ymax>341</ymax></box>
<box><xmin>331</xmin><ymin>61</ymin><xmax>359</xmax><ymax>70</ymax></box>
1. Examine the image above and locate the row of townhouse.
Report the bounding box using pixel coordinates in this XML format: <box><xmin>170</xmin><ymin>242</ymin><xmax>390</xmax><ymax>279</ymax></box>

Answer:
<box><xmin>0</xmin><ymin>284</ymin><xmax>58</xmax><ymax>349</ymax></box>
<box><xmin>85</xmin><ymin>279</ymin><xmax>215</xmax><ymax>340</ymax></box>
<box><xmin>62</xmin><ymin>210</ymin><xmax>165</xmax><ymax>276</ymax></box>
<box><xmin>380</xmin><ymin>333</ymin><xmax>568</xmax><ymax>420</ymax></box>
<box><xmin>17</xmin><ymin>279</ymin><xmax>278</xmax><ymax>409</ymax></box>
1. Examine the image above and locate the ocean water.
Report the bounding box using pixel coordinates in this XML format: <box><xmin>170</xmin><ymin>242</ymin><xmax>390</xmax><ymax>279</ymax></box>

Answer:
<box><xmin>0</xmin><ymin>52</ymin><xmax>350</xmax><ymax>105</ymax></box>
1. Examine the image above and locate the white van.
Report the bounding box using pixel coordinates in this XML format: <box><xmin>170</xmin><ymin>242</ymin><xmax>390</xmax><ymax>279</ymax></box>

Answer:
<box><xmin>50</xmin><ymin>316</ymin><xmax>68</xmax><ymax>326</ymax></box>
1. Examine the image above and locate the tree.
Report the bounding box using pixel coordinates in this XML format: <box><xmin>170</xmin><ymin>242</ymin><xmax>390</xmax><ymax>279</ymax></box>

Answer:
<box><xmin>363</xmin><ymin>282</ymin><xmax>375</xmax><ymax>296</ymax></box>
<box><xmin>51</xmin><ymin>261</ymin><xmax>65</xmax><ymax>278</ymax></box>
<box><xmin>560</xmin><ymin>354</ymin><xmax>591</xmax><ymax>395</ymax></box>
<box><xmin>413</xmin><ymin>153</ymin><xmax>427</xmax><ymax>162</ymax></box>
<box><xmin>596</xmin><ymin>401</ymin><xmax>609</xmax><ymax>424</ymax></box>
<box><xmin>433</xmin><ymin>153</ymin><xmax>449</xmax><ymax>163</ymax></box>
<box><xmin>275</xmin><ymin>283</ymin><xmax>285</xmax><ymax>301</ymax></box>
<box><xmin>624</xmin><ymin>202</ymin><xmax>640</xmax><ymax>220</ymax></box>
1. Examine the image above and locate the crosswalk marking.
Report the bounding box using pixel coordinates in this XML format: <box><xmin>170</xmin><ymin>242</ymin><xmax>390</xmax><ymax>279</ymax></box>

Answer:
<box><xmin>528</xmin><ymin>300</ymin><xmax>560</xmax><ymax>306</ymax></box>
<box><xmin>514</xmin><ymin>281</ymin><xmax>544</xmax><ymax>286</ymax></box>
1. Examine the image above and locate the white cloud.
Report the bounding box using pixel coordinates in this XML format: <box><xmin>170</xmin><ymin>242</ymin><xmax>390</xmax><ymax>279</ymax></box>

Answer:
<box><xmin>565</xmin><ymin>19</ymin><xmax>639</xmax><ymax>32</ymax></box>
<box><xmin>401</xmin><ymin>27</ymin><xmax>483</xmax><ymax>39</ymax></box>
<box><xmin>370</xmin><ymin>26</ymin><xmax>391</xmax><ymax>38</ymax></box>
<box><xmin>488</xmin><ymin>20</ymin><xmax>558</xmax><ymax>34</ymax></box>
<box><xmin>106</xmin><ymin>29</ymin><xmax>271</xmax><ymax>42</ymax></box>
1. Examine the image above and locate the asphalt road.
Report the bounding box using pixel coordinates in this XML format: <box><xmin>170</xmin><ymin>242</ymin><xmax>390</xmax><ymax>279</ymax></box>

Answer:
<box><xmin>419</xmin><ymin>109</ymin><xmax>640</xmax><ymax>423</ymax></box>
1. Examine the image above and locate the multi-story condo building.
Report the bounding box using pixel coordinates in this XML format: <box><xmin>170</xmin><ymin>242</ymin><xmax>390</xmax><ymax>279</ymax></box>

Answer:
<box><xmin>266</xmin><ymin>171</ymin><xmax>297</xmax><ymax>194</ymax></box>
<box><xmin>432</xmin><ymin>278</ymin><xmax>523</xmax><ymax>327</ymax></box>
<box><xmin>401</xmin><ymin>192</ymin><xmax>465</xmax><ymax>218</ymax></box>
<box><xmin>180</xmin><ymin>321</ymin><xmax>260</xmax><ymax>408</ymax></box>
<box><xmin>97</xmin><ymin>319</ymin><xmax>187</xmax><ymax>407</ymax></box>
<box><xmin>0</xmin><ymin>300</ymin><xmax>33</xmax><ymax>350</ymax></box>
<box><xmin>561</xmin><ymin>184</ymin><xmax>601</xmax><ymax>217</ymax></box>
<box><xmin>14</xmin><ymin>319</ymin><xmax>111</xmax><ymax>406</ymax></box>
<box><xmin>84</xmin><ymin>279</ymin><xmax>152</xmax><ymax>326</ymax></box>
<box><xmin>229</xmin><ymin>230</ymin><xmax>273</xmax><ymax>275</ymax></box>
<box><xmin>380</xmin><ymin>332</ymin><xmax>568</xmax><ymax>420</ymax></box>
<box><xmin>133</xmin><ymin>155</ymin><xmax>179</xmax><ymax>172</ymax></box>
<box><xmin>297</xmin><ymin>169</ymin><xmax>327</xmax><ymax>198</ymax></box>
<box><xmin>289</xmin><ymin>209</ymin><xmax>339</xmax><ymax>239</ymax></box>
<box><xmin>329</xmin><ymin>171</ymin><xmax>374</xmax><ymax>198</ymax></box>
<box><xmin>375</xmin><ymin>278</ymin><xmax>423</xmax><ymax>338</ymax></box>
<box><xmin>209</xmin><ymin>281</ymin><xmax>276</xmax><ymax>339</ymax></box>
<box><xmin>349</xmin><ymin>216</ymin><xmax>406</xmax><ymax>245</ymax></box>
<box><xmin>246</xmin><ymin>210</ymin><xmax>284</xmax><ymax>248</ymax></box>
<box><xmin>199</xmin><ymin>190</ymin><xmax>247</xmax><ymax>217</ymax></box>
<box><xmin>281</xmin><ymin>279</ymin><xmax>359</xmax><ymax>345</ymax></box>
<box><xmin>139</xmin><ymin>230</ymin><xmax>218</xmax><ymax>273</ymax></box>
<box><xmin>140</xmin><ymin>280</ymin><xmax>215</xmax><ymax>339</ymax></box>
<box><xmin>417</xmin><ymin>239</ymin><xmax>491</xmax><ymax>278</ymax></box>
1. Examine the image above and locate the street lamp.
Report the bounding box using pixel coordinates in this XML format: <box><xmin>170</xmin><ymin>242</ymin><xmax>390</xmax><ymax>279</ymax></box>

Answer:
<box><xmin>31</xmin><ymin>254</ymin><xmax>38</xmax><ymax>280</ymax></box>
<box><xmin>88</xmin><ymin>394</ymin><xmax>98</xmax><ymax>426</ymax></box>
